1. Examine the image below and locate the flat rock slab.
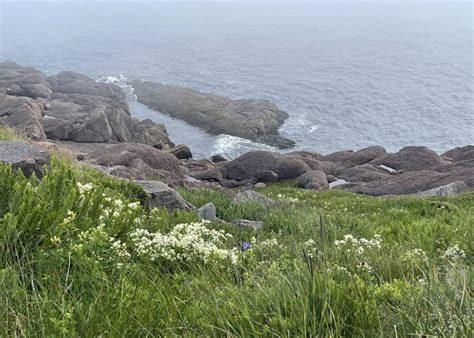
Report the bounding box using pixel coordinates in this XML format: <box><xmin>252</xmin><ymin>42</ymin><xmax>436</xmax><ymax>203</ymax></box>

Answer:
<box><xmin>129</xmin><ymin>80</ymin><xmax>295</xmax><ymax>149</ymax></box>
<box><xmin>0</xmin><ymin>141</ymin><xmax>50</xmax><ymax>178</ymax></box>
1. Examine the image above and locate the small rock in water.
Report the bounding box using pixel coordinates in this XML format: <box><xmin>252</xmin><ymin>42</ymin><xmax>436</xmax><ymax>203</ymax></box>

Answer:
<box><xmin>210</xmin><ymin>154</ymin><xmax>228</xmax><ymax>163</ymax></box>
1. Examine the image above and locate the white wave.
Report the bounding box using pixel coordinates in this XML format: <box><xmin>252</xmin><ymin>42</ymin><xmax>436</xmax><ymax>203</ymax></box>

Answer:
<box><xmin>309</xmin><ymin>125</ymin><xmax>319</xmax><ymax>133</ymax></box>
<box><xmin>97</xmin><ymin>74</ymin><xmax>137</xmax><ymax>100</ymax></box>
<box><xmin>213</xmin><ymin>135</ymin><xmax>278</xmax><ymax>160</ymax></box>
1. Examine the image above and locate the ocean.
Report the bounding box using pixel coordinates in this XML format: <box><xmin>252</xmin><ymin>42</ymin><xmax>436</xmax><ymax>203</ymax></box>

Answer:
<box><xmin>1</xmin><ymin>1</ymin><xmax>472</xmax><ymax>159</ymax></box>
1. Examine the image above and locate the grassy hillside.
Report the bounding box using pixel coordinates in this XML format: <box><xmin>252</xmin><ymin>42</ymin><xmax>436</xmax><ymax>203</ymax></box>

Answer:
<box><xmin>0</xmin><ymin>129</ymin><xmax>472</xmax><ymax>336</ymax></box>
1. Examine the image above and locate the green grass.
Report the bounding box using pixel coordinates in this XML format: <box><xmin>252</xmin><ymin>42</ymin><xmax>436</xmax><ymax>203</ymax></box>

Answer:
<box><xmin>0</xmin><ymin>129</ymin><xmax>472</xmax><ymax>336</ymax></box>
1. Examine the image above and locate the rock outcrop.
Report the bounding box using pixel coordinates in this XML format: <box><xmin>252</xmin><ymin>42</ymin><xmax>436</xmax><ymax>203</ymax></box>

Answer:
<box><xmin>129</xmin><ymin>80</ymin><xmax>295</xmax><ymax>149</ymax></box>
<box><xmin>0</xmin><ymin>62</ymin><xmax>174</xmax><ymax>149</ymax></box>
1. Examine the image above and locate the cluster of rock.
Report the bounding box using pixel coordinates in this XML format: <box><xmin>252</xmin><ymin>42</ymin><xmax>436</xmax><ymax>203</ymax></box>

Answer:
<box><xmin>0</xmin><ymin>61</ymin><xmax>176</xmax><ymax>150</ymax></box>
<box><xmin>129</xmin><ymin>80</ymin><xmax>295</xmax><ymax>149</ymax></box>
<box><xmin>0</xmin><ymin>61</ymin><xmax>472</xmax><ymax>202</ymax></box>
<box><xmin>189</xmin><ymin>145</ymin><xmax>474</xmax><ymax>196</ymax></box>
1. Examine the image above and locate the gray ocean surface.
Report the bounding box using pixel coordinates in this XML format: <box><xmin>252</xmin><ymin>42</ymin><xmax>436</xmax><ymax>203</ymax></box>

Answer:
<box><xmin>1</xmin><ymin>1</ymin><xmax>473</xmax><ymax>159</ymax></box>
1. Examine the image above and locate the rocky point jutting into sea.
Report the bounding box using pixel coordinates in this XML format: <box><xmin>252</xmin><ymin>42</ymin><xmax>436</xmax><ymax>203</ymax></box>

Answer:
<box><xmin>1</xmin><ymin>61</ymin><xmax>473</xmax><ymax>202</ymax></box>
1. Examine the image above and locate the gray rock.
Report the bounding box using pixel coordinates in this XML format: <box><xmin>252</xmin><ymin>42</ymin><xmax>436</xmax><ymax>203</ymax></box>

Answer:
<box><xmin>442</xmin><ymin>146</ymin><xmax>474</xmax><ymax>162</ymax></box>
<box><xmin>166</xmin><ymin>144</ymin><xmax>192</xmax><ymax>159</ymax></box>
<box><xmin>338</xmin><ymin>164</ymin><xmax>391</xmax><ymax>183</ymax></box>
<box><xmin>129</xmin><ymin>80</ymin><xmax>295</xmax><ymax>149</ymax></box>
<box><xmin>370</xmin><ymin>146</ymin><xmax>448</xmax><ymax>172</ymax></box>
<box><xmin>210</xmin><ymin>154</ymin><xmax>228</xmax><ymax>163</ymax></box>
<box><xmin>297</xmin><ymin>170</ymin><xmax>329</xmax><ymax>190</ymax></box>
<box><xmin>0</xmin><ymin>141</ymin><xmax>50</xmax><ymax>178</ymax></box>
<box><xmin>231</xmin><ymin>219</ymin><xmax>263</xmax><ymax>230</ymax></box>
<box><xmin>234</xmin><ymin>190</ymin><xmax>275</xmax><ymax>204</ymax></box>
<box><xmin>343</xmin><ymin>170</ymin><xmax>446</xmax><ymax>196</ymax></box>
<box><xmin>415</xmin><ymin>181</ymin><xmax>468</xmax><ymax>197</ymax></box>
<box><xmin>0</xmin><ymin>94</ymin><xmax>46</xmax><ymax>140</ymax></box>
<box><xmin>134</xmin><ymin>180</ymin><xmax>194</xmax><ymax>211</ymax></box>
<box><xmin>190</xmin><ymin>169</ymin><xmax>223</xmax><ymax>183</ymax></box>
<box><xmin>197</xmin><ymin>202</ymin><xmax>218</xmax><ymax>221</ymax></box>
<box><xmin>223</xmin><ymin>151</ymin><xmax>310</xmax><ymax>183</ymax></box>
<box><xmin>319</xmin><ymin>146</ymin><xmax>386</xmax><ymax>170</ymax></box>
<box><xmin>254</xmin><ymin>182</ymin><xmax>267</xmax><ymax>188</ymax></box>
<box><xmin>130</xmin><ymin>118</ymin><xmax>175</xmax><ymax>149</ymax></box>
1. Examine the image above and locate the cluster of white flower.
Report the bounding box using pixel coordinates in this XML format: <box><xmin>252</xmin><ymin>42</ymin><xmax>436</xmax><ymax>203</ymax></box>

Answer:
<box><xmin>99</xmin><ymin>197</ymin><xmax>141</xmax><ymax>221</ymax></box>
<box><xmin>441</xmin><ymin>244</ymin><xmax>466</xmax><ymax>264</ymax></box>
<box><xmin>77</xmin><ymin>182</ymin><xmax>93</xmax><ymax>194</ymax></box>
<box><xmin>303</xmin><ymin>239</ymin><xmax>317</xmax><ymax>258</ymax></box>
<box><xmin>259</xmin><ymin>238</ymin><xmax>281</xmax><ymax>249</ymax></box>
<box><xmin>334</xmin><ymin>234</ymin><xmax>383</xmax><ymax>255</ymax></box>
<box><xmin>74</xmin><ymin>223</ymin><xmax>131</xmax><ymax>262</ymax></box>
<box><xmin>402</xmin><ymin>248</ymin><xmax>427</xmax><ymax>264</ymax></box>
<box><xmin>327</xmin><ymin>264</ymin><xmax>352</xmax><ymax>277</ymax></box>
<box><xmin>130</xmin><ymin>221</ymin><xmax>238</xmax><ymax>265</ymax></box>
<box><xmin>276</xmin><ymin>194</ymin><xmax>299</xmax><ymax>203</ymax></box>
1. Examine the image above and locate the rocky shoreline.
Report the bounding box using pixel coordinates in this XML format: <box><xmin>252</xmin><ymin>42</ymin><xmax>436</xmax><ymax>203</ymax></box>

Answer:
<box><xmin>1</xmin><ymin>61</ymin><xmax>472</xmax><ymax>199</ymax></box>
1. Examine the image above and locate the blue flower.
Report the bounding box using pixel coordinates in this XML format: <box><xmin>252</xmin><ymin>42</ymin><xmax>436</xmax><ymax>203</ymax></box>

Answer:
<box><xmin>240</xmin><ymin>241</ymin><xmax>251</xmax><ymax>251</ymax></box>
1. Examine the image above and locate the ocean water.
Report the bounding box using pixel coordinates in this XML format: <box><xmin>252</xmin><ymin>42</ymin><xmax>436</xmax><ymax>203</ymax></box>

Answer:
<box><xmin>1</xmin><ymin>1</ymin><xmax>472</xmax><ymax>159</ymax></box>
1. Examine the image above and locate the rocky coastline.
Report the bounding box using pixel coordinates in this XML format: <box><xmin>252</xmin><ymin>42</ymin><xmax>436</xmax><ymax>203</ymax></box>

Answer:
<box><xmin>1</xmin><ymin>61</ymin><xmax>473</xmax><ymax>202</ymax></box>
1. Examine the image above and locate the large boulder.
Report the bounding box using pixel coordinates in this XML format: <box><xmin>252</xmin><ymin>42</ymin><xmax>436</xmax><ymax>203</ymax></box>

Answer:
<box><xmin>338</xmin><ymin>164</ymin><xmax>391</xmax><ymax>183</ymax></box>
<box><xmin>319</xmin><ymin>146</ymin><xmax>387</xmax><ymax>170</ymax></box>
<box><xmin>44</xmin><ymin>100</ymin><xmax>114</xmax><ymax>142</ymax></box>
<box><xmin>0</xmin><ymin>94</ymin><xmax>46</xmax><ymax>140</ymax></box>
<box><xmin>343</xmin><ymin>170</ymin><xmax>447</xmax><ymax>196</ymax></box>
<box><xmin>0</xmin><ymin>61</ymin><xmax>51</xmax><ymax>99</ymax></box>
<box><xmin>297</xmin><ymin>170</ymin><xmax>329</xmax><ymax>190</ymax></box>
<box><xmin>87</xmin><ymin>143</ymin><xmax>184</xmax><ymax>178</ymax></box>
<box><xmin>1</xmin><ymin>62</ymin><xmax>176</xmax><ymax>148</ymax></box>
<box><xmin>370</xmin><ymin>146</ymin><xmax>447</xmax><ymax>172</ymax></box>
<box><xmin>134</xmin><ymin>180</ymin><xmax>194</xmax><ymax>211</ymax></box>
<box><xmin>129</xmin><ymin>80</ymin><xmax>295</xmax><ymax>149</ymax></box>
<box><xmin>0</xmin><ymin>141</ymin><xmax>50</xmax><ymax>178</ymax></box>
<box><xmin>223</xmin><ymin>151</ymin><xmax>310</xmax><ymax>183</ymax></box>
<box><xmin>166</xmin><ymin>144</ymin><xmax>192</xmax><ymax>160</ymax></box>
<box><xmin>130</xmin><ymin>118</ymin><xmax>174</xmax><ymax>149</ymax></box>
<box><xmin>442</xmin><ymin>146</ymin><xmax>474</xmax><ymax>162</ymax></box>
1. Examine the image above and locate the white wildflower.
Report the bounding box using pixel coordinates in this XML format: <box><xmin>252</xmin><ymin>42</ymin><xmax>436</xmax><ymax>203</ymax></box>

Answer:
<box><xmin>77</xmin><ymin>182</ymin><xmax>93</xmax><ymax>194</ymax></box>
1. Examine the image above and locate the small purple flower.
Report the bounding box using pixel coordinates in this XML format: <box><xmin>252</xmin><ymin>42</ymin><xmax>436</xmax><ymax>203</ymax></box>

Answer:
<box><xmin>240</xmin><ymin>241</ymin><xmax>251</xmax><ymax>251</ymax></box>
